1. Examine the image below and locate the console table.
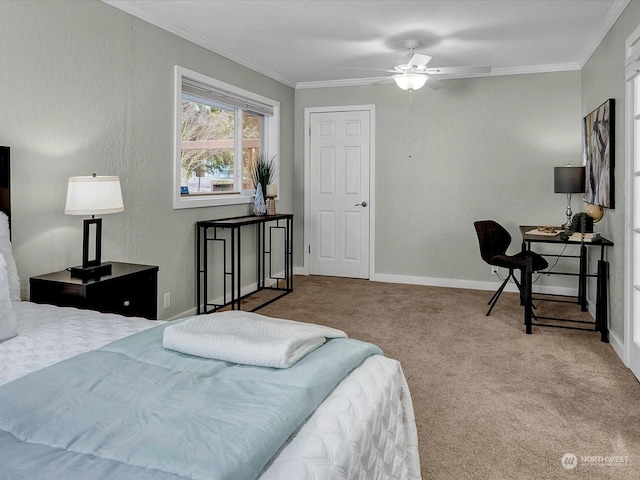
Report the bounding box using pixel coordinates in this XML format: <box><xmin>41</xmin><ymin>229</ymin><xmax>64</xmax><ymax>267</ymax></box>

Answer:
<box><xmin>519</xmin><ymin>226</ymin><xmax>613</xmax><ymax>342</ymax></box>
<box><xmin>196</xmin><ymin>214</ymin><xmax>293</xmax><ymax>313</ymax></box>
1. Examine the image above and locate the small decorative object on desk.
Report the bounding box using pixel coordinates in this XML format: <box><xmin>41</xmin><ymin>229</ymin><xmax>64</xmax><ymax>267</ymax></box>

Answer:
<box><xmin>585</xmin><ymin>203</ymin><xmax>604</xmax><ymax>223</ymax></box>
<box><xmin>253</xmin><ymin>183</ymin><xmax>266</xmax><ymax>216</ymax></box>
<box><xmin>525</xmin><ymin>226</ymin><xmax>560</xmax><ymax>236</ymax></box>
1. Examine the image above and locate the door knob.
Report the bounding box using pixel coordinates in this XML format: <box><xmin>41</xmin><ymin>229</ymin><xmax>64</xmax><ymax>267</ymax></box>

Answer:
<box><xmin>355</xmin><ymin>201</ymin><xmax>368</xmax><ymax>207</ymax></box>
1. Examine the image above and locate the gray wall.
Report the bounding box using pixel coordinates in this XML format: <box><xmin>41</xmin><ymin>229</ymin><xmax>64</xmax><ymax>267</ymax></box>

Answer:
<box><xmin>294</xmin><ymin>1</ymin><xmax>640</xmax><ymax>356</ymax></box>
<box><xmin>581</xmin><ymin>1</ymin><xmax>640</xmax><ymax>352</ymax></box>
<box><xmin>2</xmin><ymin>0</ymin><xmax>636</xmax><ymax>348</ymax></box>
<box><xmin>295</xmin><ymin>72</ymin><xmax>583</xmax><ymax>289</ymax></box>
<box><xmin>0</xmin><ymin>0</ymin><xmax>295</xmax><ymax>319</ymax></box>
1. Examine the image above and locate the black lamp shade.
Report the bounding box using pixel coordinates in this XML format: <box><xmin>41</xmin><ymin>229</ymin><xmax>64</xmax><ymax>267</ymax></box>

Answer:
<box><xmin>554</xmin><ymin>166</ymin><xmax>585</xmax><ymax>194</ymax></box>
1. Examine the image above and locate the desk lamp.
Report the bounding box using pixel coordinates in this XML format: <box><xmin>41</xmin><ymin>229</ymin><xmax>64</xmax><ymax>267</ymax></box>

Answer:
<box><xmin>64</xmin><ymin>174</ymin><xmax>124</xmax><ymax>278</ymax></box>
<box><xmin>554</xmin><ymin>165</ymin><xmax>585</xmax><ymax>229</ymax></box>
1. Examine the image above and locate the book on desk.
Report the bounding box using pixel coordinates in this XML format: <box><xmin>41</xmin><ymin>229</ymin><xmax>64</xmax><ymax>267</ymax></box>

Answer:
<box><xmin>567</xmin><ymin>232</ymin><xmax>601</xmax><ymax>242</ymax></box>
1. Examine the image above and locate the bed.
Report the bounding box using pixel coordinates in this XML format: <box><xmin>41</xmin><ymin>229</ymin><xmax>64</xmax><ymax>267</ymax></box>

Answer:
<box><xmin>0</xmin><ymin>149</ymin><xmax>421</xmax><ymax>480</ymax></box>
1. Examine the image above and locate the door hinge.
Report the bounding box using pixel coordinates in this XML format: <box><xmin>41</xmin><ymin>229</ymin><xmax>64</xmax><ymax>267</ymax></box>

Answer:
<box><xmin>308</xmin><ymin>126</ymin><xmax>311</xmax><ymax>136</ymax></box>
<box><xmin>308</xmin><ymin>245</ymin><xmax>311</xmax><ymax>254</ymax></box>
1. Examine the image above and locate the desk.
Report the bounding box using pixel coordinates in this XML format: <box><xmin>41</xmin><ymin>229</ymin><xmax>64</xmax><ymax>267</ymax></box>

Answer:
<box><xmin>519</xmin><ymin>226</ymin><xmax>613</xmax><ymax>342</ymax></box>
<box><xmin>196</xmin><ymin>214</ymin><xmax>293</xmax><ymax>313</ymax></box>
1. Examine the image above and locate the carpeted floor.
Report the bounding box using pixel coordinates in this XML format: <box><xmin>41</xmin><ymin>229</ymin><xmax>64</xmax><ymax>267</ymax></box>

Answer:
<box><xmin>257</xmin><ymin>275</ymin><xmax>640</xmax><ymax>480</ymax></box>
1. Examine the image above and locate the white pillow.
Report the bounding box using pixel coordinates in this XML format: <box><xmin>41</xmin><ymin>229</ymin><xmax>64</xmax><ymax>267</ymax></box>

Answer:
<box><xmin>0</xmin><ymin>253</ymin><xmax>18</xmax><ymax>342</ymax></box>
<box><xmin>0</xmin><ymin>212</ymin><xmax>20</xmax><ymax>301</ymax></box>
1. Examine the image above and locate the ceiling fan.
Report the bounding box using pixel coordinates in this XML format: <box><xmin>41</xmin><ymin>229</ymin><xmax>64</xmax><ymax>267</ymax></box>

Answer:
<box><xmin>357</xmin><ymin>40</ymin><xmax>491</xmax><ymax>91</ymax></box>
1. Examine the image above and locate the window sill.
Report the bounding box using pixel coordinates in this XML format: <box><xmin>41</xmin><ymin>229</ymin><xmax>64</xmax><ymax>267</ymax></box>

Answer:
<box><xmin>173</xmin><ymin>193</ymin><xmax>254</xmax><ymax>209</ymax></box>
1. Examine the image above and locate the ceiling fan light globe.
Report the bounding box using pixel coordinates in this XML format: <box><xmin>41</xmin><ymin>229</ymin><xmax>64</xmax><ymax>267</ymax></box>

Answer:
<box><xmin>394</xmin><ymin>73</ymin><xmax>427</xmax><ymax>91</ymax></box>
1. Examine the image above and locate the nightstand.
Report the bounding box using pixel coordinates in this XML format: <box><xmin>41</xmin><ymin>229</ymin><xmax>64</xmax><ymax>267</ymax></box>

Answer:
<box><xmin>30</xmin><ymin>262</ymin><xmax>159</xmax><ymax>320</ymax></box>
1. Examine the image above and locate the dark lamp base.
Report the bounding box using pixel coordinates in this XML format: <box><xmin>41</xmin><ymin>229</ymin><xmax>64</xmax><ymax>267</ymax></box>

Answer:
<box><xmin>70</xmin><ymin>263</ymin><xmax>112</xmax><ymax>279</ymax></box>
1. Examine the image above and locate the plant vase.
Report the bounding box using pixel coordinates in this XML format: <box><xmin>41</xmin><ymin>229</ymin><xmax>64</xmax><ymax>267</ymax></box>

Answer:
<box><xmin>266</xmin><ymin>197</ymin><xmax>276</xmax><ymax>215</ymax></box>
<box><xmin>253</xmin><ymin>183</ymin><xmax>266</xmax><ymax>216</ymax></box>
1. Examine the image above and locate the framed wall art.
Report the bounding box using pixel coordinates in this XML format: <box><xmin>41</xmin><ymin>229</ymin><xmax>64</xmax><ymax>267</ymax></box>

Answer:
<box><xmin>583</xmin><ymin>98</ymin><xmax>615</xmax><ymax>208</ymax></box>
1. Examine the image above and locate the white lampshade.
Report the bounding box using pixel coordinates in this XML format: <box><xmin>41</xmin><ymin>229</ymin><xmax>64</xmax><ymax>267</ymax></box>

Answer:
<box><xmin>65</xmin><ymin>175</ymin><xmax>124</xmax><ymax>216</ymax></box>
<box><xmin>393</xmin><ymin>73</ymin><xmax>428</xmax><ymax>91</ymax></box>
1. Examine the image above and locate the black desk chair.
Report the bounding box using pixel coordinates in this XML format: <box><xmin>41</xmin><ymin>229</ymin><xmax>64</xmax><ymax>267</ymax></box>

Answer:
<box><xmin>474</xmin><ymin>220</ymin><xmax>548</xmax><ymax>316</ymax></box>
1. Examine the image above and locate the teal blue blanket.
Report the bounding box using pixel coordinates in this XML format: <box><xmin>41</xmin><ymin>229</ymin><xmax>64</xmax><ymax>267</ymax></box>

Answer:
<box><xmin>0</xmin><ymin>323</ymin><xmax>381</xmax><ymax>480</ymax></box>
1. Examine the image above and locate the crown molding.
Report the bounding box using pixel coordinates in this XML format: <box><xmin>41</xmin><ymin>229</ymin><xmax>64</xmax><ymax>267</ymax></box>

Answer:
<box><xmin>577</xmin><ymin>0</ymin><xmax>630</xmax><ymax>68</ymax></box>
<box><xmin>102</xmin><ymin>0</ymin><xmax>297</xmax><ymax>88</ymax></box>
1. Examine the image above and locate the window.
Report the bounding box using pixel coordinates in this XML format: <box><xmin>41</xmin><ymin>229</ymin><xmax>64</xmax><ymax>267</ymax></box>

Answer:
<box><xmin>625</xmin><ymin>25</ymin><xmax>640</xmax><ymax>379</ymax></box>
<box><xmin>173</xmin><ymin>66</ymin><xmax>279</xmax><ymax>209</ymax></box>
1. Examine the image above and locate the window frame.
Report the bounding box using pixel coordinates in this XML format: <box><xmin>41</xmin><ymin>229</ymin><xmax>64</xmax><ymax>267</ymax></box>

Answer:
<box><xmin>173</xmin><ymin>66</ymin><xmax>280</xmax><ymax>209</ymax></box>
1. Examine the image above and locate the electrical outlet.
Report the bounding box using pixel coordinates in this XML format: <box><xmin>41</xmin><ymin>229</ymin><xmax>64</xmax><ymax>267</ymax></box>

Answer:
<box><xmin>163</xmin><ymin>292</ymin><xmax>171</xmax><ymax>309</ymax></box>
<box><xmin>491</xmin><ymin>266</ymin><xmax>499</xmax><ymax>275</ymax></box>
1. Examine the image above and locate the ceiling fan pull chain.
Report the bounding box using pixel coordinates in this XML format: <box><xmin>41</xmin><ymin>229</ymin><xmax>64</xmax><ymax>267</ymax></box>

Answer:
<box><xmin>409</xmin><ymin>89</ymin><xmax>414</xmax><ymax>118</ymax></box>
<box><xmin>408</xmin><ymin>90</ymin><xmax>413</xmax><ymax>159</ymax></box>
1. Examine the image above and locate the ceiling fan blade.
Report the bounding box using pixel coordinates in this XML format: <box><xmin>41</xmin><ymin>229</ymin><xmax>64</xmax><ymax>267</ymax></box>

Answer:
<box><xmin>368</xmin><ymin>75</ymin><xmax>395</xmax><ymax>86</ymax></box>
<box><xmin>426</xmin><ymin>65</ymin><xmax>491</xmax><ymax>75</ymax></box>
<box><xmin>408</xmin><ymin>53</ymin><xmax>432</xmax><ymax>68</ymax></box>
<box><xmin>425</xmin><ymin>75</ymin><xmax>446</xmax><ymax>90</ymax></box>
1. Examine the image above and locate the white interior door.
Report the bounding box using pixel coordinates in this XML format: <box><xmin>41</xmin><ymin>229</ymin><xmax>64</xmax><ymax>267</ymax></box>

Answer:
<box><xmin>625</xmin><ymin>26</ymin><xmax>640</xmax><ymax>382</ymax></box>
<box><xmin>308</xmin><ymin>110</ymin><xmax>371</xmax><ymax>278</ymax></box>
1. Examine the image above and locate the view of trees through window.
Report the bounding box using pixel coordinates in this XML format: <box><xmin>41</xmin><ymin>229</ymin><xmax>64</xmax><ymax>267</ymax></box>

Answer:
<box><xmin>180</xmin><ymin>99</ymin><xmax>262</xmax><ymax>194</ymax></box>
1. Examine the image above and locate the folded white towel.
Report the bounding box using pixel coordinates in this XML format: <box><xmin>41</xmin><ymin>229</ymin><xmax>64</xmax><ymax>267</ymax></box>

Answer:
<box><xmin>162</xmin><ymin>311</ymin><xmax>347</xmax><ymax>368</ymax></box>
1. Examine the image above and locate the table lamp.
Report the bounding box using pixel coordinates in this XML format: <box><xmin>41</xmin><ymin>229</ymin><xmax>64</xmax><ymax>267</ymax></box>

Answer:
<box><xmin>554</xmin><ymin>165</ymin><xmax>585</xmax><ymax>229</ymax></box>
<box><xmin>64</xmin><ymin>174</ymin><xmax>124</xmax><ymax>278</ymax></box>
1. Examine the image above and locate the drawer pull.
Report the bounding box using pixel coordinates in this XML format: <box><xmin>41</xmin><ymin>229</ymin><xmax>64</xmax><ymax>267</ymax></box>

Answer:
<box><xmin>123</xmin><ymin>300</ymin><xmax>130</xmax><ymax>307</ymax></box>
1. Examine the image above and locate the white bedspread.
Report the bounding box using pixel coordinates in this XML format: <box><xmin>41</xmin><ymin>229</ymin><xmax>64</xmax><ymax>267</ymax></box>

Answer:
<box><xmin>163</xmin><ymin>311</ymin><xmax>347</xmax><ymax>368</ymax></box>
<box><xmin>0</xmin><ymin>302</ymin><xmax>159</xmax><ymax>386</ymax></box>
<box><xmin>0</xmin><ymin>302</ymin><xmax>422</xmax><ymax>480</ymax></box>
<box><xmin>260</xmin><ymin>355</ymin><xmax>421</xmax><ymax>480</ymax></box>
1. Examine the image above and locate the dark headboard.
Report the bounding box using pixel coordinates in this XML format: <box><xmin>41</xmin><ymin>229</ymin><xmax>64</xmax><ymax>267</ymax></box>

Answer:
<box><xmin>0</xmin><ymin>146</ymin><xmax>9</xmax><ymax>225</ymax></box>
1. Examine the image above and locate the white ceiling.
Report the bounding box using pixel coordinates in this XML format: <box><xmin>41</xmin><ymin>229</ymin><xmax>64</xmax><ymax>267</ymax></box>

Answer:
<box><xmin>103</xmin><ymin>0</ymin><xmax>630</xmax><ymax>88</ymax></box>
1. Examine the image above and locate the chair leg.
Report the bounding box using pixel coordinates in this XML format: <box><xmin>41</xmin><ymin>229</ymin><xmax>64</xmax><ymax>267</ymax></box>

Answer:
<box><xmin>486</xmin><ymin>276</ymin><xmax>510</xmax><ymax>316</ymax></box>
<box><xmin>512</xmin><ymin>270</ymin><xmax>539</xmax><ymax>317</ymax></box>
<box><xmin>487</xmin><ymin>277</ymin><xmax>507</xmax><ymax>305</ymax></box>
<box><xmin>486</xmin><ymin>269</ymin><xmax>538</xmax><ymax>318</ymax></box>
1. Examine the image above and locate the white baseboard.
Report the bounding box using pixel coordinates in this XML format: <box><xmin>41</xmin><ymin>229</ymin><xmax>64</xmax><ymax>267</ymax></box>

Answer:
<box><xmin>170</xmin><ymin>274</ymin><xmax>290</xmax><ymax>322</ymax></box>
<box><xmin>167</xmin><ymin>281</ymin><xmax>263</xmax><ymax>321</ymax></box>
<box><xmin>262</xmin><ymin>268</ymin><xmax>625</xmax><ymax>365</ymax></box>
<box><xmin>609</xmin><ymin>330</ymin><xmax>626</xmax><ymax>364</ymax></box>
<box><xmin>174</xmin><ymin>271</ymin><xmax>619</xmax><ymax>358</ymax></box>
<box><xmin>185</xmin><ymin>268</ymin><xmax>582</xmax><ymax>311</ymax></box>
<box><xmin>370</xmin><ymin>272</ymin><xmax>578</xmax><ymax>297</ymax></box>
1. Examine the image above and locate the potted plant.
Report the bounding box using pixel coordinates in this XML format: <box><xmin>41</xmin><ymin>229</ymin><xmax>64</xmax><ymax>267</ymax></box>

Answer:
<box><xmin>559</xmin><ymin>212</ymin><xmax>589</xmax><ymax>242</ymax></box>
<box><xmin>250</xmin><ymin>153</ymin><xmax>277</xmax><ymax>199</ymax></box>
